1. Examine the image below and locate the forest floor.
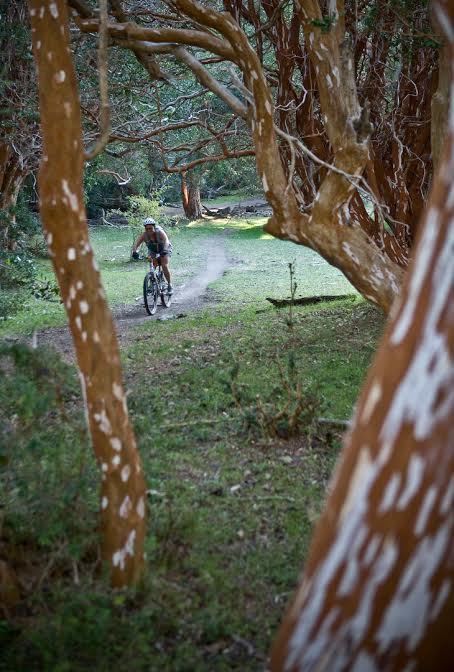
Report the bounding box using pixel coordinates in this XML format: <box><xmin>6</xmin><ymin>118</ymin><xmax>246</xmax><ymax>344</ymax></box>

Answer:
<box><xmin>0</xmin><ymin>218</ymin><xmax>385</xmax><ymax>671</ymax></box>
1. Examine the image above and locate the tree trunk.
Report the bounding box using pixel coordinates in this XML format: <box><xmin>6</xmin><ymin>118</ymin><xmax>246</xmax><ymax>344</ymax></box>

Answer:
<box><xmin>270</xmin><ymin>4</ymin><xmax>454</xmax><ymax>666</ymax></box>
<box><xmin>181</xmin><ymin>171</ymin><xmax>202</xmax><ymax>219</ymax></box>
<box><xmin>28</xmin><ymin>0</ymin><xmax>147</xmax><ymax>588</ymax></box>
<box><xmin>0</xmin><ymin>142</ymin><xmax>27</xmax><ymax>250</ymax></box>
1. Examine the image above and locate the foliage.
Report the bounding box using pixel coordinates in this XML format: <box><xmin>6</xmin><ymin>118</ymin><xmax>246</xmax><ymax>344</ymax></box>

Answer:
<box><xmin>0</xmin><ymin>250</ymin><xmax>37</xmax><ymax>290</ymax></box>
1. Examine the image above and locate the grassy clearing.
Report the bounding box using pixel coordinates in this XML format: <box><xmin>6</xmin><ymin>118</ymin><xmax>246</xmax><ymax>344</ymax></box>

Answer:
<box><xmin>0</xmin><ymin>218</ymin><xmax>385</xmax><ymax>671</ymax></box>
<box><xmin>0</xmin><ymin>216</ymin><xmax>354</xmax><ymax>337</ymax></box>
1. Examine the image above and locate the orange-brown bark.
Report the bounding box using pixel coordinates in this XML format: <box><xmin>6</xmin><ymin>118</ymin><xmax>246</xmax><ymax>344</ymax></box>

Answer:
<box><xmin>28</xmin><ymin>0</ymin><xmax>147</xmax><ymax>587</ymax></box>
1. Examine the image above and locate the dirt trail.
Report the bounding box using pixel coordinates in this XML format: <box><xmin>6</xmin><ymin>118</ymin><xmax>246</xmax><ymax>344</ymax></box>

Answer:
<box><xmin>21</xmin><ymin>237</ymin><xmax>230</xmax><ymax>361</ymax></box>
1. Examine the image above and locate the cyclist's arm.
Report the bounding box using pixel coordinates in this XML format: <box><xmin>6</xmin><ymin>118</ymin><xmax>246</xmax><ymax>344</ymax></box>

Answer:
<box><xmin>132</xmin><ymin>232</ymin><xmax>145</xmax><ymax>253</ymax></box>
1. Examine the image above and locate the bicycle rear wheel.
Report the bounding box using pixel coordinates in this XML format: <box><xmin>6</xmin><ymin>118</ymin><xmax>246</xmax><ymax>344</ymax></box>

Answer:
<box><xmin>143</xmin><ymin>273</ymin><xmax>158</xmax><ymax>315</ymax></box>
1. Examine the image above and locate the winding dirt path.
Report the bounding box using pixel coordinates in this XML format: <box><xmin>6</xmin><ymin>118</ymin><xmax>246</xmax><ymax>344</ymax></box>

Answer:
<box><xmin>24</xmin><ymin>237</ymin><xmax>231</xmax><ymax>361</ymax></box>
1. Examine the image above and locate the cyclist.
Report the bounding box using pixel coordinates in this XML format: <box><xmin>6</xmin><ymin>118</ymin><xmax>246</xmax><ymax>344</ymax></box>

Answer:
<box><xmin>132</xmin><ymin>217</ymin><xmax>173</xmax><ymax>294</ymax></box>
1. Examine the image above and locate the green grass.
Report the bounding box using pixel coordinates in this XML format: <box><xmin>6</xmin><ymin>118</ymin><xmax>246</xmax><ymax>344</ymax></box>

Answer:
<box><xmin>0</xmin><ymin>218</ymin><xmax>385</xmax><ymax>671</ymax></box>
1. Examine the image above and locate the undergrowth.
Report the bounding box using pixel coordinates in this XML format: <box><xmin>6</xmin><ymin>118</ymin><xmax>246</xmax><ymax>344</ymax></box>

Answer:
<box><xmin>0</xmin><ymin>221</ymin><xmax>385</xmax><ymax>671</ymax></box>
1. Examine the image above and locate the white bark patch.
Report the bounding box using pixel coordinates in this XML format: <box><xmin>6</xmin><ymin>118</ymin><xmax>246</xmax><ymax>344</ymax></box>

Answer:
<box><xmin>46</xmin><ymin>232</ymin><xmax>52</xmax><ymax>245</ymax></box>
<box><xmin>101</xmin><ymin>462</ymin><xmax>108</xmax><ymax>472</ymax></box>
<box><xmin>361</xmin><ymin>382</ymin><xmax>382</xmax><ymax>424</ymax></box>
<box><xmin>49</xmin><ymin>2</ymin><xmax>58</xmax><ymax>18</ymax></box>
<box><xmin>64</xmin><ymin>102</ymin><xmax>72</xmax><ymax>118</ymax></box>
<box><xmin>262</xmin><ymin>174</ymin><xmax>269</xmax><ymax>192</ymax></box>
<box><xmin>396</xmin><ymin>454</ymin><xmax>424</xmax><ymax>510</ymax></box>
<box><xmin>113</xmin><ymin>382</ymin><xmax>123</xmax><ymax>401</ymax></box>
<box><xmin>112</xmin><ymin>529</ymin><xmax>136</xmax><ymax>570</ymax></box>
<box><xmin>76</xmin><ymin>281</ymin><xmax>83</xmax><ymax>290</ymax></box>
<box><xmin>67</xmin><ymin>247</ymin><xmax>76</xmax><ymax>260</ymax></box>
<box><xmin>54</xmin><ymin>70</ymin><xmax>66</xmax><ymax>84</ymax></box>
<box><xmin>338</xmin><ymin>445</ymin><xmax>372</xmax><ymax>524</ymax></box>
<box><xmin>110</xmin><ymin>437</ymin><xmax>122</xmax><ymax>452</ymax></box>
<box><xmin>250</xmin><ymin>70</ymin><xmax>258</xmax><ymax>80</ymax></box>
<box><xmin>376</xmin><ymin>524</ymin><xmax>451</xmax><ymax>653</ymax></box>
<box><xmin>337</xmin><ymin>526</ymin><xmax>368</xmax><ymax>595</ymax></box>
<box><xmin>414</xmin><ymin>486</ymin><xmax>437</xmax><ymax>536</ymax></box>
<box><xmin>391</xmin><ymin>207</ymin><xmax>438</xmax><ymax>345</ymax></box>
<box><xmin>363</xmin><ymin>534</ymin><xmax>381</xmax><ymax>566</ymax></box>
<box><xmin>79</xmin><ymin>300</ymin><xmax>89</xmax><ymax>314</ymax></box>
<box><xmin>430</xmin><ymin>580</ymin><xmax>451</xmax><ymax>621</ymax></box>
<box><xmin>61</xmin><ymin>179</ymin><xmax>79</xmax><ymax>212</ymax></box>
<box><xmin>379</xmin><ymin>473</ymin><xmax>401</xmax><ymax>513</ymax></box>
<box><xmin>137</xmin><ymin>497</ymin><xmax>145</xmax><ymax>519</ymax></box>
<box><xmin>440</xmin><ymin>477</ymin><xmax>453</xmax><ymax>514</ymax></box>
<box><xmin>94</xmin><ymin>409</ymin><xmax>112</xmax><ymax>435</ymax></box>
<box><xmin>326</xmin><ymin>74</ymin><xmax>333</xmax><ymax>89</ymax></box>
<box><xmin>75</xmin><ymin>316</ymin><xmax>82</xmax><ymax>331</ymax></box>
<box><xmin>93</xmin><ymin>331</ymin><xmax>100</xmax><ymax>343</ymax></box>
<box><xmin>351</xmin><ymin>652</ymin><xmax>380</xmax><ymax>672</ymax></box>
<box><xmin>265</xmin><ymin>100</ymin><xmax>272</xmax><ymax>115</ymax></box>
<box><xmin>101</xmin><ymin>496</ymin><xmax>108</xmax><ymax>510</ymax></box>
<box><xmin>121</xmin><ymin>464</ymin><xmax>131</xmax><ymax>483</ymax></box>
<box><xmin>81</xmin><ymin>332</ymin><xmax>87</xmax><ymax>343</ymax></box>
<box><xmin>119</xmin><ymin>495</ymin><xmax>132</xmax><ymax>518</ymax></box>
<box><xmin>112</xmin><ymin>455</ymin><xmax>121</xmax><ymax>467</ymax></box>
<box><xmin>341</xmin><ymin>242</ymin><xmax>360</xmax><ymax>266</ymax></box>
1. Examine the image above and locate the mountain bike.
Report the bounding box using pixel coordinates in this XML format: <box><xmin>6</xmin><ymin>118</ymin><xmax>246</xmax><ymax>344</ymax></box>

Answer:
<box><xmin>143</xmin><ymin>254</ymin><xmax>172</xmax><ymax>315</ymax></box>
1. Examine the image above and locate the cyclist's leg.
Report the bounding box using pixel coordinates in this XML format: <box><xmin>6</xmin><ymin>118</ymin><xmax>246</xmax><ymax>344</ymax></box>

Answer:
<box><xmin>161</xmin><ymin>254</ymin><xmax>171</xmax><ymax>285</ymax></box>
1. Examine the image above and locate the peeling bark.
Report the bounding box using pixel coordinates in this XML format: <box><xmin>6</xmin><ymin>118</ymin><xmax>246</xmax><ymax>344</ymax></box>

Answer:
<box><xmin>0</xmin><ymin>142</ymin><xmax>27</xmax><ymax>249</ymax></box>
<box><xmin>28</xmin><ymin>0</ymin><xmax>147</xmax><ymax>588</ymax></box>
<box><xmin>270</xmin><ymin>3</ymin><xmax>454</xmax><ymax>667</ymax></box>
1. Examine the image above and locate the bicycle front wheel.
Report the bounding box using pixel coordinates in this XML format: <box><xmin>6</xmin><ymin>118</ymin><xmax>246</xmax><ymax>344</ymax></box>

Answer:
<box><xmin>158</xmin><ymin>270</ymin><xmax>172</xmax><ymax>307</ymax></box>
<box><xmin>160</xmin><ymin>286</ymin><xmax>172</xmax><ymax>308</ymax></box>
<box><xmin>143</xmin><ymin>273</ymin><xmax>158</xmax><ymax>315</ymax></box>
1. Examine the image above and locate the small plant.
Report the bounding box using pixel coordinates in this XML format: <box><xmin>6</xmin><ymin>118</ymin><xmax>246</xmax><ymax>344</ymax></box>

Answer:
<box><xmin>230</xmin><ymin>351</ymin><xmax>323</xmax><ymax>440</ymax></box>
<box><xmin>286</xmin><ymin>261</ymin><xmax>297</xmax><ymax>328</ymax></box>
<box><xmin>31</xmin><ymin>276</ymin><xmax>60</xmax><ymax>301</ymax></box>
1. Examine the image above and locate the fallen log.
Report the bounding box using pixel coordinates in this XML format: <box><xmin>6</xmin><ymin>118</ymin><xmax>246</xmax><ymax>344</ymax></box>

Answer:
<box><xmin>202</xmin><ymin>204</ymin><xmax>231</xmax><ymax>216</ymax></box>
<box><xmin>265</xmin><ymin>294</ymin><xmax>356</xmax><ymax>308</ymax></box>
